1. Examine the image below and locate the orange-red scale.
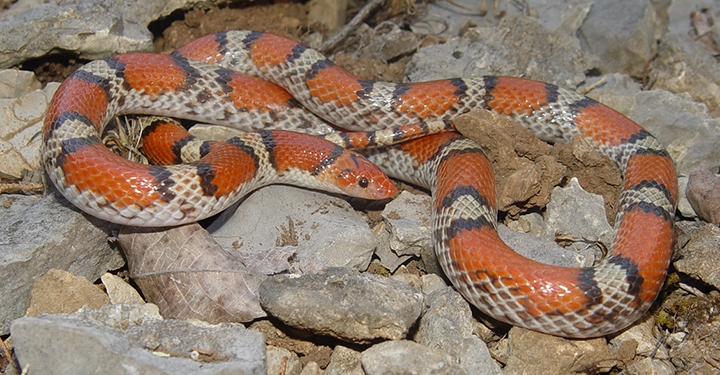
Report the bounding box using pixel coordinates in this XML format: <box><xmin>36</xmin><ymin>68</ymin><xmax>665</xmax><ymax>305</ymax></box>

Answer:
<box><xmin>485</xmin><ymin>77</ymin><xmax>550</xmax><ymax>116</ymax></box>
<box><xmin>573</xmin><ymin>101</ymin><xmax>644</xmax><ymax>147</ymax></box>
<box><xmin>115</xmin><ymin>54</ymin><xmax>189</xmax><ymax>98</ymax></box>
<box><xmin>305</xmin><ymin>65</ymin><xmax>366</xmax><ymax>108</ymax></box>
<box><xmin>60</xmin><ymin>142</ymin><xmax>168</xmax><ymax>210</ymax></box>
<box><xmin>140</xmin><ymin>120</ymin><xmax>192</xmax><ymax>165</ymax></box>
<box><xmin>195</xmin><ymin>142</ymin><xmax>260</xmax><ymax>198</ymax></box>
<box><xmin>395</xmin><ymin>81</ymin><xmax>462</xmax><ymax>118</ymax></box>
<box><xmin>44</xmin><ymin>78</ymin><xmax>108</xmax><ymax>136</ymax></box>
<box><xmin>172</xmin><ymin>34</ymin><xmax>225</xmax><ymax>64</ymax></box>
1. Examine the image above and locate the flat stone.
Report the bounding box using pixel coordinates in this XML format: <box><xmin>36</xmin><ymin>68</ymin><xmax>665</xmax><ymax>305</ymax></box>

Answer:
<box><xmin>0</xmin><ymin>71</ymin><xmax>59</xmax><ymax>179</ymax></box>
<box><xmin>259</xmin><ymin>267</ymin><xmax>423</xmax><ymax>343</ymax></box>
<box><xmin>407</xmin><ymin>15</ymin><xmax>590</xmax><ymax>88</ymax></box>
<box><xmin>11</xmin><ymin>304</ymin><xmax>266</xmax><ymax>375</ymax></box>
<box><xmin>0</xmin><ymin>0</ymin><xmax>227</xmax><ymax>68</ymax></box>
<box><xmin>101</xmin><ymin>273</ymin><xmax>146</xmax><ymax>305</ymax></box>
<box><xmin>673</xmin><ymin>222</ymin><xmax>720</xmax><ymax>289</ymax></box>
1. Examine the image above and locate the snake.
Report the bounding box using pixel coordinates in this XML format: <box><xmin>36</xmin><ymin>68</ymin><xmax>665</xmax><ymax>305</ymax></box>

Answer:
<box><xmin>42</xmin><ymin>30</ymin><xmax>678</xmax><ymax>338</ymax></box>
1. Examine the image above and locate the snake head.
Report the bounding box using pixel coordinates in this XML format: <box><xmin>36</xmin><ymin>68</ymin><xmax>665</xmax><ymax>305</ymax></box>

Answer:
<box><xmin>326</xmin><ymin>150</ymin><xmax>397</xmax><ymax>200</ymax></box>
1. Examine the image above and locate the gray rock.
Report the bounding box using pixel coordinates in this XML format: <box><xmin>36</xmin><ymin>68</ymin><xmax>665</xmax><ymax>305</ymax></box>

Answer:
<box><xmin>0</xmin><ymin>71</ymin><xmax>59</xmax><ymax>179</ymax></box>
<box><xmin>360</xmin><ymin>340</ymin><xmax>467</xmax><ymax>375</ymax></box>
<box><xmin>651</xmin><ymin>32</ymin><xmax>720</xmax><ymax>117</ymax></box>
<box><xmin>673</xmin><ymin>222</ymin><xmax>720</xmax><ymax>289</ymax></box>
<box><xmin>259</xmin><ymin>267</ymin><xmax>423</xmax><ymax>343</ymax></box>
<box><xmin>11</xmin><ymin>304</ymin><xmax>266</xmax><ymax>375</ymax></box>
<box><xmin>208</xmin><ymin>185</ymin><xmax>377</xmax><ymax>273</ymax></box>
<box><xmin>0</xmin><ymin>194</ymin><xmax>124</xmax><ymax>335</ymax></box>
<box><xmin>416</xmin><ymin>284</ymin><xmax>502</xmax><ymax>375</ymax></box>
<box><xmin>407</xmin><ymin>15</ymin><xmax>590</xmax><ymax>88</ymax></box>
<box><xmin>541</xmin><ymin>177</ymin><xmax>613</xmax><ymax>262</ymax></box>
<box><xmin>379</xmin><ymin>191</ymin><xmax>439</xmax><ymax>273</ymax></box>
<box><xmin>578</xmin><ymin>0</ymin><xmax>659</xmax><ymax>77</ymax></box>
<box><xmin>686</xmin><ymin>167</ymin><xmax>720</xmax><ymax>225</ymax></box>
<box><xmin>0</xmin><ymin>0</ymin><xmax>226</xmax><ymax>68</ymax></box>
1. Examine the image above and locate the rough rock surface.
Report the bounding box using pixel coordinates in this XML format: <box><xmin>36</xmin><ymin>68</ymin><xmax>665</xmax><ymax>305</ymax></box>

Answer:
<box><xmin>11</xmin><ymin>304</ymin><xmax>266</xmax><ymax>375</ymax></box>
<box><xmin>259</xmin><ymin>267</ymin><xmax>423</xmax><ymax>343</ymax></box>
<box><xmin>0</xmin><ymin>194</ymin><xmax>123</xmax><ymax>336</ymax></box>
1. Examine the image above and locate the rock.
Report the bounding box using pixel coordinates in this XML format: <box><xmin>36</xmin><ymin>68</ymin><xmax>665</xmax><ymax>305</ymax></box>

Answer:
<box><xmin>578</xmin><ymin>0</ymin><xmax>659</xmax><ymax>77</ymax></box>
<box><xmin>360</xmin><ymin>340</ymin><xmax>467</xmax><ymax>375</ymax></box>
<box><xmin>207</xmin><ymin>185</ymin><xmax>377</xmax><ymax>274</ymax></box>
<box><xmin>673</xmin><ymin>222</ymin><xmax>720</xmax><ymax>289</ymax></box>
<box><xmin>0</xmin><ymin>70</ymin><xmax>59</xmax><ymax>179</ymax></box>
<box><xmin>325</xmin><ymin>346</ymin><xmax>364</xmax><ymax>375</ymax></box>
<box><xmin>259</xmin><ymin>267</ymin><xmax>423</xmax><ymax>343</ymax></box>
<box><xmin>0</xmin><ymin>0</ymin><xmax>228</xmax><ymax>68</ymax></box>
<box><xmin>299</xmin><ymin>361</ymin><xmax>324</xmax><ymax>375</ymax></box>
<box><xmin>541</xmin><ymin>177</ymin><xmax>614</xmax><ymax>259</ymax></box>
<box><xmin>25</xmin><ymin>268</ymin><xmax>110</xmax><ymax>317</ymax></box>
<box><xmin>610</xmin><ymin>316</ymin><xmax>674</xmax><ymax>374</ymax></box>
<box><xmin>0</xmin><ymin>68</ymin><xmax>41</xmax><ymax>97</ymax></box>
<box><xmin>11</xmin><ymin>303</ymin><xmax>266</xmax><ymax>375</ymax></box>
<box><xmin>267</xmin><ymin>345</ymin><xmax>303</xmax><ymax>375</ymax></box>
<box><xmin>307</xmin><ymin>0</ymin><xmax>346</xmax><ymax>34</ymax></box>
<box><xmin>626</xmin><ymin>357</ymin><xmax>675</xmax><ymax>375</ymax></box>
<box><xmin>379</xmin><ymin>191</ymin><xmax>436</xmax><ymax>273</ymax></box>
<box><xmin>407</xmin><ymin>15</ymin><xmax>590</xmax><ymax>88</ymax></box>
<box><xmin>651</xmin><ymin>32</ymin><xmax>720</xmax><ymax>117</ymax></box>
<box><xmin>416</xmin><ymin>283</ymin><xmax>502</xmax><ymax>375</ymax></box>
<box><xmin>0</xmin><ymin>194</ymin><xmax>124</xmax><ymax>336</ymax></box>
<box><xmin>101</xmin><ymin>273</ymin><xmax>145</xmax><ymax>304</ymax></box>
<box><xmin>503</xmin><ymin>328</ymin><xmax>616</xmax><ymax>374</ymax></box>
<box><xmin>686</xmin><ymin>167</ymin><xmax>720</xmax><ymax>225</ymax></box>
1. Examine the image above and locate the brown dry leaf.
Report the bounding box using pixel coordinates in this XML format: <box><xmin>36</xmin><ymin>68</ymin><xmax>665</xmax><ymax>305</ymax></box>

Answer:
<box><xmin>118</xmin><ymin>223</ymin><xmax>267</xmax><ymax>323</ymax></box>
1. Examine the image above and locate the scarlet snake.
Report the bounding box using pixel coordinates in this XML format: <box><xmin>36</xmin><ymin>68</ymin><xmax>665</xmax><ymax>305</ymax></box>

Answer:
<box><xmin>42</xmin><ymin>30</ymin><xmax>678</xmax><ymax>338</ymax></box>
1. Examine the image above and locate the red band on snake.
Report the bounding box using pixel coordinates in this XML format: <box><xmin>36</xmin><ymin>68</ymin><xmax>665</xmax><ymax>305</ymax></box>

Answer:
<box><xmin>43</xmin><ymin>30</ymin><xmax>678</xmax><ymax>338</ymax></box>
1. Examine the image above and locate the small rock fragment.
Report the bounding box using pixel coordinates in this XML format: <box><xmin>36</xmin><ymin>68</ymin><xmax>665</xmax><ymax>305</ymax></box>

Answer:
<box><xmin>25</xmin><ymin>268</ymin><xmax>109</xmax><ymax>317</ymax></box>
<box><xmin>101</xmin><ymin>273</ymin><xmax>145</xmax><ymax>304</ymax></box>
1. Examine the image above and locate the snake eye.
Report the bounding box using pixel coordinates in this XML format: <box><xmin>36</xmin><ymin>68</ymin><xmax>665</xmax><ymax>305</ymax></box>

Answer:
<box><xmin>358</xmin><ymin>177</ymin><xmax>369</xmax><ymax>188</ymax></box>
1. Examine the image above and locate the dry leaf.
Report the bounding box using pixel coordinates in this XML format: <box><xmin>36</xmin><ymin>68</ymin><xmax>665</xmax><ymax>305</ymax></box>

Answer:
<box><xmin>118</xmin><ymin>223</ymin><xmax>267</xmax><ymax>323</ymax></box>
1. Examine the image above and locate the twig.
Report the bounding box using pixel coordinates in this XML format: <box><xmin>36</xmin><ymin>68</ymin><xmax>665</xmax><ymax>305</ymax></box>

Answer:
<box><xmin>0</xmin><ymin>182</ymin><xmax>44</xmax><ymax>195</ymax></box>
<box><xmin>0</xmin><ymin>336</ymin><xmax>12</xmax><ymax>361</ymax></box>
<box><xmin>320</xmin><ymin>0</ymin><xmax>386</xmax><ymax>54</ymax></box>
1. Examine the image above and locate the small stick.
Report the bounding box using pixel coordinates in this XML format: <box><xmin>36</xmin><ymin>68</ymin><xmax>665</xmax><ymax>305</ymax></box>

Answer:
<box><xmin>320</xmin><ymin>0</ymin><xmax>386</xmax><ymax>53</ymax></box>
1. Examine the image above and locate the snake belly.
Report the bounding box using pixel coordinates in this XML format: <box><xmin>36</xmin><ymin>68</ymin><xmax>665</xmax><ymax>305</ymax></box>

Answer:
<box><xmin>43</xmin><ymin>30</ymin><xmax>678</xmax><ymax>338</ymax></box>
